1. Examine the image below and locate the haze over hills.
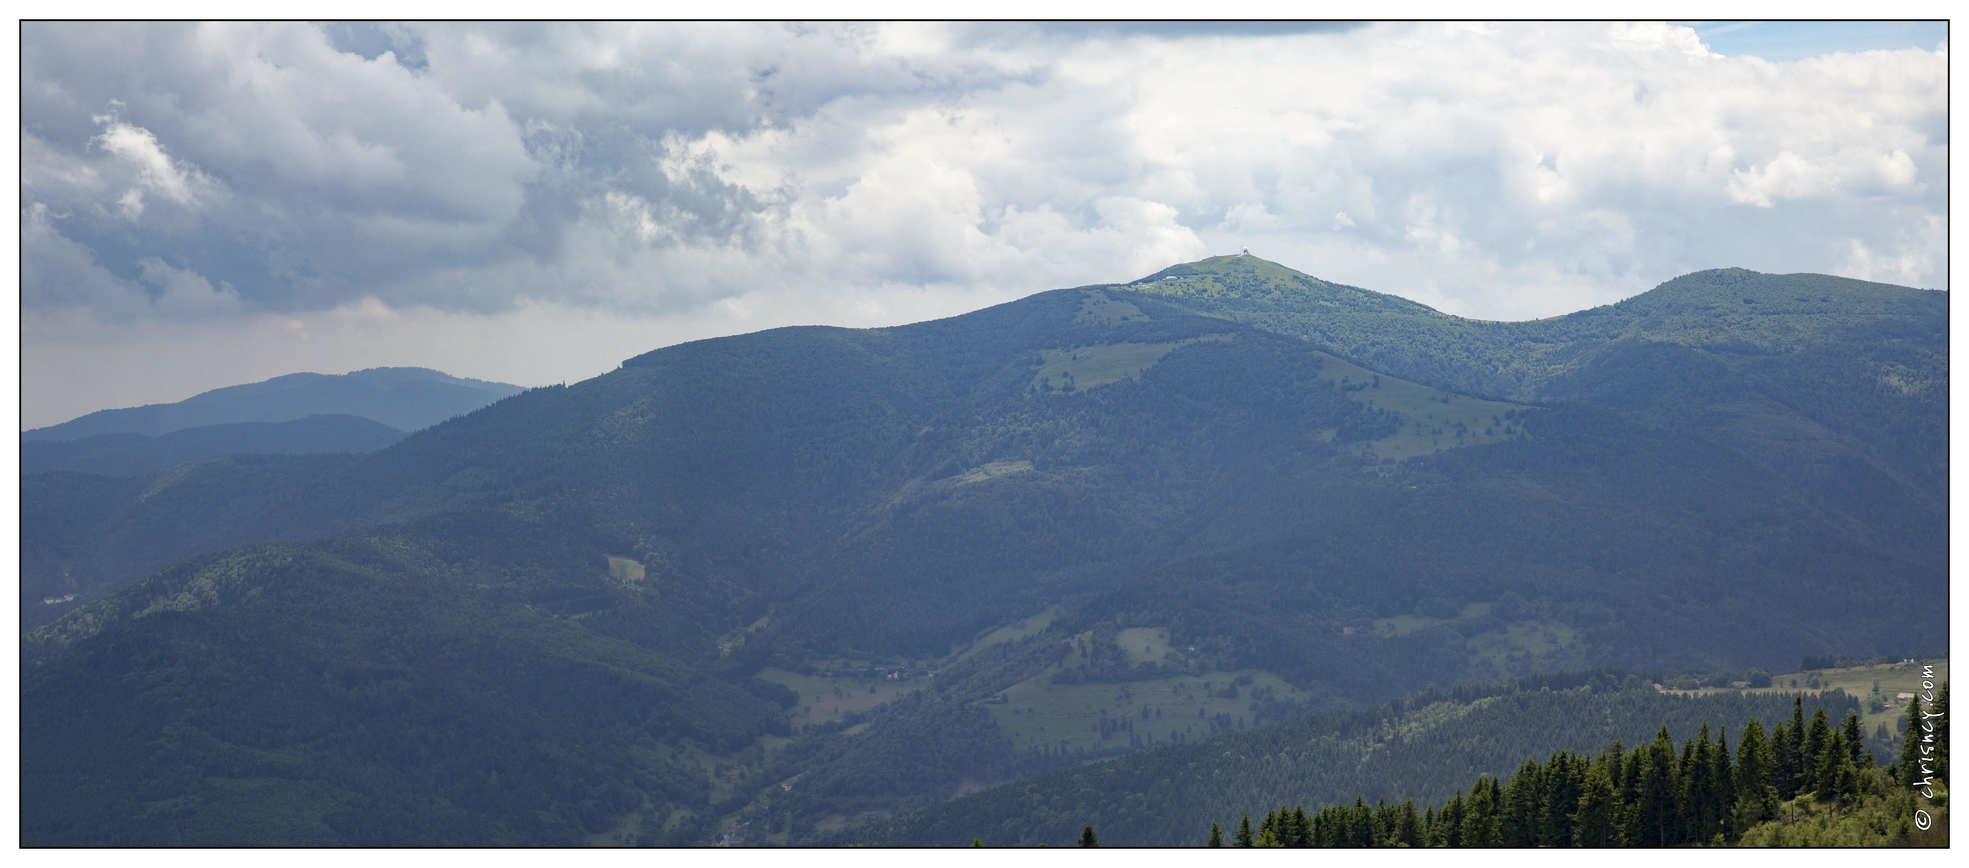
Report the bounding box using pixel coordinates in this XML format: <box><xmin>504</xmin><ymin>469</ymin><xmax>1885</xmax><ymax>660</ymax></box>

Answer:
<box><xmin>18</xmin><ymin>257</ymin><xmax>1946</xmax><ymax>844</ymax></box>
<box><xmin>22</xmin><ymin>367</ymin><xmax>524</xmax><ymax>442</ymax></box>
<box><xmin>21</xmin><ymin>415</ymin><xmax>407</xmax><ymax>478</ymax></box>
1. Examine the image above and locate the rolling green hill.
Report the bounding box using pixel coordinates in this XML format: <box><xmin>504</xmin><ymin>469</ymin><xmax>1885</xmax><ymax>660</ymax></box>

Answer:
<box><xmin>18</xmin><ymin>258</ymin><xmax>1946</xmax><ymax>844</ymax></box>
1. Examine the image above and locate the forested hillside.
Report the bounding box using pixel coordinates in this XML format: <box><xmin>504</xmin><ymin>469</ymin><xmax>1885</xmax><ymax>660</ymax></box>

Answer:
<box><xmin>1136</xmin><ymin>257</ymin><xmax>1946</xmax><ymax>554</ymax></box>
<box><xmin>846</xmin><ymin>677</ymin><xmax>1870</xmax><ymax>846</ymax></box>
<box><xmin>1205</xmin><ymin>686</ymin><xmax>1948</xmax><ymax>848</ymax></box>
<box><xmin>21</xmin><ymin>414</ymin><xmax>404</xmax><ymax>477</ymax></box>
<box><xmin>19</xmin><ymin>258</ymin><xmax>1946</xmax><ymax>844</ymax></box>
<box><xmin>20</xmin><ymin>455</ymin><xmax>362</xmax><ymax>630</ymax></box>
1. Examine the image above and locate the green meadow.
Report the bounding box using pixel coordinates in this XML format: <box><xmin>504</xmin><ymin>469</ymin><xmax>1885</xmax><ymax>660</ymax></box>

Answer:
<box><xmin>1032</xmin><ymin>337</ymin><xmax>1232</xmax><ymax>393</ymax></box>
<box><xmin>1667</xmin><ymin>657</ymin><xmax>1948</xmax><ymax>736</ymax></box>
<box><xmin>756</xmin><ymin>666</ymin><xmax>930</xmax><ymax>729</ymax></box>
<box><xmin>1311</xmin><ymin>351</ymin><xmax>1530</xmax><ymax>459</ymax></box>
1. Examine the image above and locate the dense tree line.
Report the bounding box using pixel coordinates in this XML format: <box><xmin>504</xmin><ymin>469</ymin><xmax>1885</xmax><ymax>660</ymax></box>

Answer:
<box><xmin>1209</xmin><ymin>689</ymin><xmax>1948</xmax><ymax>848</ymax></box>
<box><xmin>845</xmin><ymin>679</ymin><xmax>1866</xmax><ymax>846</ymax></box>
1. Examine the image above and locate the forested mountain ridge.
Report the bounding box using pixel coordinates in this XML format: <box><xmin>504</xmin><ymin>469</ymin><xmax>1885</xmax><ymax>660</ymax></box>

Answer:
<box><xmin>1132</xmin><ymin>256</ymin><xmax>1943</xmax><ymax>408</ymax></box>
<box><xmin>1137</xmin><ymin>257</ymin><xmax>1946</xmax><ymax>545</ymax></box>
<box><xmin>20</xmin><ymin>454</ymin><xmax>365</xmax><ymax>631</ymax></box>
<box><xmin>20</xmin><ymin>258</ymin><xmax>1946</xmax><ymax>844</ymax></box>
<box><xmin>21</xmin><ymin>414</ymin><xmax>405</xmax><ymax>477</ymax></box>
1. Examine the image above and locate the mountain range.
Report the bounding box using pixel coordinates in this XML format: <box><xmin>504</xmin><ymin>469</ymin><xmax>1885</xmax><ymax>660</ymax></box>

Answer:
<box><xmin>18</xmin><ymin>256</ymin><xmax>1946</xmax><ymax>844</ymax></box>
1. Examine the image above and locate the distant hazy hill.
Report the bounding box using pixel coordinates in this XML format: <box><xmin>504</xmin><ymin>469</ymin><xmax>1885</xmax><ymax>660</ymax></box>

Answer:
<box><xmin>19</xmin><ymin>258</ymin><xmax>1946</xmax><ymax>845</ymax></box>
<box><xmin>21</xmin><ymin>415</ymin><xmax>405</xmax><ymax>477</ymax></box>
<box><xmin>23</xmin><ymin>367</ymin><xmax>523</xmax><ymax>441</ymax></box>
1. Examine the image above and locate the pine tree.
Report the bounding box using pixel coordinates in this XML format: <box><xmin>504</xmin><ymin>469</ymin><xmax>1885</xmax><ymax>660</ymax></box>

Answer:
<box><xmin>1770</xmin><ymin>721</ymin><xmax>1798</xmax><ymax>799</ymax></box>
<box><xmin>1234</xmin><ymin>814</ymin><xmax>1253</xmax><ymax>847</ymax></box>
<box><xmin>1289</xmin><ymin>806</ymin><xmax>1311</xmax><ymax>847</ymax></box>
<box><xmin>1687</xmin><ymin>726</ymin><xmax>1724</xmax><ymax>844</ymax></box>
<box><xmin>1830</xmin><ymin>752</ymin><xmax>1862</xmax><ymax>811</ymax></box>
<box><xmin>1543</xmin><ymin>751</ymin><xmax>1584</xmax><ymax>847</ymax></box>
<box><xmin>1617</xmin><ymin>747</ymin><xmax>1645</xmax><ymax>846</ymax></box>
<box><xmin>1254</xmin><ymin>810</ymin><xmax>1283</xmax><ymax>848</ymax></box>
<box><xmin>1499</xmin><ymin>758</ymin><xmax>1543</xmax><ymax>846</ymax></box>
<box><xmin>1785</xmin><ymin>696</ymin><xmax>1807</xmax><ymax>796</ymax></box>
<box><xmin>1816</xmin><ymin>729</ymin><xmax>1851</xmax><ymax>800</ymax></box>
<box><xmin>1842</xmin><ymin>713</ymin><xmax>1868</xmax><ymax>767</ymax></box>
<box><xmin>1077</xmin><ymin>826</ymin><xmax>1099</xmax><ymax>847</ymax></box>
<box><xmin>1574</xmin><ymin>763</ymin><xmax>1617</xmax><ymax>848</ymax></box>
<box><xmin>1440</xmin><ymin>791</ymin><xmax>1465</xmax><ymax>848</ymax></box>
<box><xmin>1733</xmin><ymin>718</ymin><xmax>1779</xmax><ymax>831</ymax></box>
<box><xmin>1392</xmin><ymin>799</ymin><xmax>1422</xmax><ymax>848</ymax></box>
<box><xmin>1460</xmin><ymin>776</ymin><xmax>1499</xmax><ymax>847</ymax></box>
<box><xmin>1802</xmin><ymin>707</ymin><xmax>1833</xmax><ymax>793</ymax></box>
<box><xmin>1637</xmin><ymin>728</ymin><xmax>1679</xmax><ymax>846</ymax></box>
<box><xmin>1207</xmin><ymin>822</ymin><xmax>1222</xmax><ymax>847</ymax></box>
<box><xmin>1676</xmin><ymin>734</ymin><xmax>1702</xmax><ymax>844</ymax></box>
<box><xmin>1933</xmin><ymin>682</ymin><xmax>1949</xmax><ymax>783</ymax></box>
<box><xmin>1895</xmin><ymin>694</ymin><xmax>1926</xmax><ymax>785</ymax></box>
<box><xmin>1708</xmin><ymin>725</ymin><xmax>1735</xmax><ymax>842</ymax></box>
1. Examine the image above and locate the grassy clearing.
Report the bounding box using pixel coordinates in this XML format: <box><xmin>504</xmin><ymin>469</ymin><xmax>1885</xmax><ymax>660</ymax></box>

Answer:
<box><xmin>953</xmin><ymin>605</ymin><xmax>1064</xmax><ymax>660</ymax></box>
<box><xmin>1032</xmin><ymin>335</ymin><xmax>1235</xmax><ymax>393</ymax></box>
<box><xmin>1668</xmin><ymin>658</ymin><xmax>1948</xmax><ymax>736</ymax></box>
<box><xmin>1467</xmin><ymin>621</ymin><xmax>1587</xmax><ymax>678</ymax></box>
<box><xmin>1074</xmin><ymin>291</ymin><xmax>1148</xmax><ymax>326</ymax></box>
<box><xmin>605</xmin><ymin>555</ymin><xmax>644</xmax><ymax>584</ymax></box>
<box><xmin>1116</xmin><ymin>627</ymin><xmax>1176</xmax><ymax>666</ymax></box>
<box><xmin>1369</xmin><ymin>604</ymin><xmax>1583</xmax><ymax>680</ymax></box>
<box><xmin>986</xmin><ymin>666</ymin><xmax>1314</xmax><ymax>755</ymax></box>
<box><xmin>943</xmin><ymin>460</ymin><xmax>1034</xmax><ymax>488</ymax></box>
<box><xmin>1313</xmin><ymin>351</ymin><xmax>1529</xmax><ymax>459</ymax></box>
<box><xmin>1369</xmin><ymin>602</ymin><xmax>1492</xmax><ymax>638</ymax></box>
<box><xmin>756</xmin><ymin>667</ymin><xmax>928</xmax><ymax>729</ymax></box>
<box><xmin>754</xmin><ymin>606</ymin><xmax>1073</xmax><ymax>737</ymax></box>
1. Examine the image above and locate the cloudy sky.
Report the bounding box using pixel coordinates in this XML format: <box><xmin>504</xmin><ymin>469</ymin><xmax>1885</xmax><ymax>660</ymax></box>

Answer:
<box><xmin>17</xmin><ymin>21</ymin><xmax>1949</xmax><ymax>429</ymax></box>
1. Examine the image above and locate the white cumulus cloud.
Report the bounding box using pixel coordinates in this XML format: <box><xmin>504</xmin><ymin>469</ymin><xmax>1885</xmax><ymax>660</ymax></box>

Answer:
<box><xmin>17</xmin><ymin>21</ymin><xmax>1949</xmax><ymax>427</ymax></box>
